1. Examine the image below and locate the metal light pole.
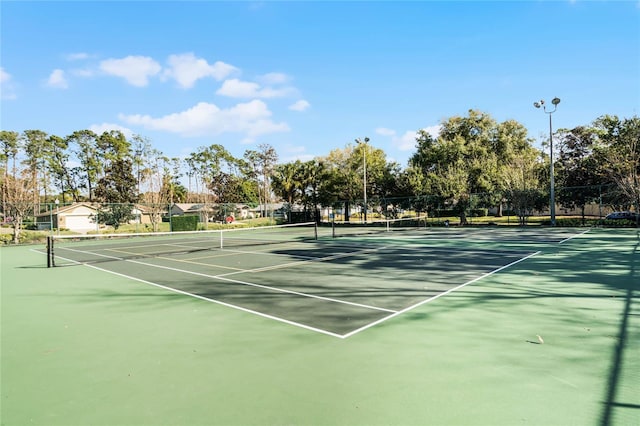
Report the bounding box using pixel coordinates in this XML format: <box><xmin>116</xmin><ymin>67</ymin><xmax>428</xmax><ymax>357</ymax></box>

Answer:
<box><xmin>534</xmin><ymin>97</ymin><xmax>560</xmax><ymax>226</ymax></box>
<box><xmin>355</xmin><ymin>137</ymin><xmax>370</xmax><ymax>223</ymax></box>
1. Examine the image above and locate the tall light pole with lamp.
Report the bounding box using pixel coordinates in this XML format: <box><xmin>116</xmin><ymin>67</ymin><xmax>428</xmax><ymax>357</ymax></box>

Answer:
<box><xmin>534</xmin><ymin>97</ymin><xmax>560</xmax><ymax>226</ymax></box>
<box><xmin>355</xmin><ymin>137</ymin><xmax>369</xmax><ymax>223</ymax></box>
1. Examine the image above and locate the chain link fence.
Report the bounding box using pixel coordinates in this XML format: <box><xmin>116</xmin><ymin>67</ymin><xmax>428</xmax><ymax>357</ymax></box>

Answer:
<box><xmin>1</xmin><ymin>184</ymin><xmax>638</xmax><ymax>244</ymax></box>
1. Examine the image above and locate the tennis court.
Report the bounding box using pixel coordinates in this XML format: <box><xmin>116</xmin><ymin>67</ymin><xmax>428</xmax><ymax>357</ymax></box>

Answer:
<box><xmin>45</xmin><ymin>223</ymin><xmax>543</xmax><ymax>338</ymax></box>
<box><xmin>2</xmin><ymin>225</ymin><xmax>638</xmax><ymax>425</ymax></box>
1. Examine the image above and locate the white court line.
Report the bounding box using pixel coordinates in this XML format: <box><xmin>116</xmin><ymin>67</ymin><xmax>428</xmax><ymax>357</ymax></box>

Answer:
<box><xmin>55</xmin><ymin>246</ymin><xmax>396</xmax><ymax>314</ymax></box>
<box><xmin>48</xmin><ymin>245</ymin><xmax>541</xmax><ymax>339</ymax></box>
<box><xmin>559</xmin><ymin>228</ymin><xmax>591</xmax><ymax>244</ymax></box>
<box><xmin>215</xmin><ymin>245</ymin><xmax>389</xmax><ymax>278</ymax></box>
<box><xmin>85</xmin><ymin>238</ymin><xmax>214</xmax><ymax>253</ymax></box>
<box><xmin>52</xmin><ymin>253</ymin><xmax>346</xmax><ymax>339</ymax></box>
<box><xmin>105</xmin><ymin>246</ymin><xmax>246</xmax><ymax>272</ymax></box>
<box><xmin>340</xmin><ymin>251</ymin><xmax>542</xmax><ymax>339</ymax></box>
<box><xmin>154</xmin><ymin>255</ymin><xmax>245</xmax><ymax>271</ymax></box>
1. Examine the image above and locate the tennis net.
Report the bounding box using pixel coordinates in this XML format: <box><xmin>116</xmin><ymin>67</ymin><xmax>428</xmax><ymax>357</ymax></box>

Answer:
<box><xmin>331</xmin><ymin>216</ymin><xmax>428</xmax><ymax>238</ymax></box>
<box><xmin>46</xmin><ymin>222</ymin><xmax>318</xmax><ymax>267</ymax></box>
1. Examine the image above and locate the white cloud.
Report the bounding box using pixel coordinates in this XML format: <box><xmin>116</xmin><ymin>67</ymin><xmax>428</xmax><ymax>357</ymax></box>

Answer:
<box><xmin>396</xmin><ymin>130</ymin><xmax>419</xmax><ymax>151</ymax></box>
<box><xmin>0</xmin><ymin>67</ymin><xmax>10</xmax><ymax>84</ymax></box>
<box><xmin>89</xmin><ymin>123</ymin><xmax>134</xmax><ymax>138</ymax></box>
<box><xmin>99</xmin><ymin>56</ymin><xmax>161</xmax><ymax>87</ymax></box>
<box><xmin>289</xmin><ymin>100</ymin><xmax>310</xmax><ymax>111</ymax></box>
<box><xmin>216</xmin><ymin>79</ymin><xmax>260</xmax><ymax>98</ymax></box>
<box><xmin>163</xmin><ymin>53</ymin><xmax>237</xmax><ymax>88</ymax></box>
<box><xmin>47</xmin><ymin>69</ymin><xmax>68</xmax><ymax>89</ymax></box>
<box><xmin>0</xmin><ymin>67</ymin><xmax>16</xmax><ymax>100</ymax></box>
<box><xmin>375</xmin><ymin>127</ymin><xmax>396</xmax><ymax>137</ymax></box>
<box><xmin>66</xmin><ymin>52</ymin><xmax>91</xmax><ymax>61</ymax></box>
<box><xmin>376</xmin><ymin>125</ymin><xmax>441</xmax><ymax>151</ymax></box>
<box><xmin>119</xmin><ymin>100</ymin><xmax>290</xmax><ymax>140</ymax></box>
<box><xmin>284</xmin><ymin>144</ymin><xmax>306</xmax><ymax>154</ymax></box>
<box><xmin>71</xmin><ymin>68</ymin><xmax>95</xmax><ymax>78</ymax></box>
<box><xmin>216</xmin><ymin>78</ymin><xmax>296</xmax><ymax>98</ymax></box>
<box><xmin>422</xmin><ymin>124</ymin><xmax>442</xmax><ymax>139</ymax></box>
<box><xmin>258</xmin><ymin>72</ymin><xmax>289</xmax><ymax>85</ymax></box>
<box><xmin>280</xmin><ymin>144</ymin><xmax>313</xmax><ymax>163</ymax></box>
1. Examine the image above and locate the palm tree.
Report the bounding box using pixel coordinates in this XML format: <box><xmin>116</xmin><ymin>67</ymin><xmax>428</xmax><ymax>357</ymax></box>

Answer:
<box><xmin>272</xmin><ymin>161</ymin><xmax>304</xmax><ymax>222</ymax></box>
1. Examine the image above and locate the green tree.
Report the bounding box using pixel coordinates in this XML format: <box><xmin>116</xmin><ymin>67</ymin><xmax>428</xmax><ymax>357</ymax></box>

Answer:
<box><xmin>94</xmin><ymin>158</ymin><xmax>138</xmax><ymax>229</ymax></box>
<box><xmin>322</xmin><ymin>146</ymin><xmax>360</xmax><ymax>221</ymax></box>
<box><xmin>244</xmin><ymin>144</ymin><xmax>278</xmax><ymax>217</ymax></box>
<box><xmin>272</xmin><ymin>160</ymin><xmax>306</xmax><ymax>221</ymax></box>
<box><xmin>189</xmin><ymin>144</ymin><xmax>236</xmax><ymax>219</ymax></box>
<box><xmin>300</xmin><ymin>159</ymin><xmax>331</xmax><ymax>223</ymax></box>
<box><xmin>3</xmin><ymin>169</ymin><xmax>37</xmax><ymax>243</ymax></box>
<box><xmin>131</xmin><ymin>134</ymin><xmax>154</xmax><ymax>197</ymax></box>
<box><xmin>410</xmin><ymin>111</ymin><xmax>497</xmax><ymax>224</ymax></box>
<box><xmin>67</xmin><ymin>130</ymin><xmax>101</xmax><ymax>201</ymax></box>
<box><xmin>410</xmin><ymin>110</ymin><xmax>537</xmax><ymax>224</ymax></box>
<box><xmin>272</xmin><ymin>161</ymin><xmax>303</xmax><ymax>206</ymax></box>
<box><xmin>502</xmin><ymin>151</ymin><xmax>547</xmax><ymax>225</ymax></box>
<box><xmin>492</xmin><ymin>119</ymin><xmax>537</xmax><ymax>216</ymax></box>
<box><xmin>593</xmin><ymin>115</ymin><xmax>640</xmax><ymax>220</ymax></box>
<box><xmin>555</xmin><ymin>126</ymin><xmax>605</xmax><ymax>223</ymax></box>
<box><xmin>162</xmin><ymin>157</ymin><xmax>185</xmax><ymax>203</ymax></box>
<box><xmin>46</xmin><ymin>135</ymin><xmax>80</xmax><ymax>202</ymax></box>
<box><xmin>22</xmin><ymin>130</ymin><xmax>50</xmax><ymax>211</ymax></box>
<box><xmin>0</xmin><ymin>130</ymin><xmax>20</xmax><ymax>217</ymax></box>
<box><xmin>139</xmin><ymin>150</ymin><xmax>172</xmax><ymax>231</ymax></box>
<box><xmin>353</xmin><ymin>141</ymin><xmax>397</xmax><ymax>219</ymax></box>
<box><xmin>321</xmin><ymin>142</ymin><xmax>396</xmax><ymax>222</ymax></box>
<box><xmin>97</xmin><ymin>130</ymin><xmax>131</xmax><ymax>162</ymax></box>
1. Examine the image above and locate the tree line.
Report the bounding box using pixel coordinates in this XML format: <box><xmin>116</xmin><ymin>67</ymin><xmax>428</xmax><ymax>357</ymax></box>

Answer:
<box><xmin>1</xmin><ymin>110</ymin><xmax>638</xmax><ymax>241</ymax></box>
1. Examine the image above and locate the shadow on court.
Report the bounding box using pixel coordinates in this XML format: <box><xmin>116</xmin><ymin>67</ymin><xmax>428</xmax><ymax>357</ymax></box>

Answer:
<box><xmin>58</xmin><ymin>240</ymin><xmax>536</xmax><ymax>337</ymax></box>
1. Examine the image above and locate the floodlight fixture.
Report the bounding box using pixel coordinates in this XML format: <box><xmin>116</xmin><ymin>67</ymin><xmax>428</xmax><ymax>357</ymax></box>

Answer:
<box><xmin>533</xmin><ymin>97</ymin><xmax>561</xmax><ymax>226</ymax></box>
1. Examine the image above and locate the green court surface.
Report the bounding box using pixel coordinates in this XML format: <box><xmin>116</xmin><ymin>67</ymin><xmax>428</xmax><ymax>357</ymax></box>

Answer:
<box><xmin>1</xmin><ymin>227</ymin><xmax>638</xmax><ymax>425</ymax></box>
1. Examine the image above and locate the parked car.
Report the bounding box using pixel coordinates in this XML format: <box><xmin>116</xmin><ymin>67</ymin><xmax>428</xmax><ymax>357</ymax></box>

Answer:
<box><xmin>605</xmin><ymin>211</ymin><xmax>638</xmax><ymax>220</ymax></box>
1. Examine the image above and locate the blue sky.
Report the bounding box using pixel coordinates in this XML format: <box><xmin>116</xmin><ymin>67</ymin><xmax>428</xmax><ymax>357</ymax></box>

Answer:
<box><xmin>1</xmin><ymin>1</ymin><xmax>639</xmax><ymax>168</ymax></box>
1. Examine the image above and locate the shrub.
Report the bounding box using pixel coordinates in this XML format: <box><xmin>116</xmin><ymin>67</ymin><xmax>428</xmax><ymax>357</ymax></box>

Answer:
<box><xmin>431</xmin><ymin>209</ymin><xmax>457</xmax><ymax>217</ymax></box>
<box><xmin>601</xmin><ymin>218</ymin><xmax>639</xmax><ymax>228</ymax></box>
<box><xmin>470</xmin><ymin>208</ymin><xmax>488</xmax><ymax>217</ymax></box>
<box><xmin>171</xmin><ymin>215</ymin><xmax>199</xmax><ymax>231</ymax></box>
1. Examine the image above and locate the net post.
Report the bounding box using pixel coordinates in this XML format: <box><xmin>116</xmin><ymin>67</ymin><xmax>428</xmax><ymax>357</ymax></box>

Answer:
<box><xmin>46</xmin><ymin>236</ymin><xmax>56</xmax><ymax>267</ymax></box>
<box><xmin>220</xmin><ymin>230</ymin><xmax>224</xmax><ymax>250</ymax></box>
<box><xmin>332</xmin><ymin>221</ymin><xmax>336</xmax><ymax>238</ymax></box>
<box><xmin>46</xmin><ymin>236</ymin><xmax>51</xmax><ymax>268</ymax></box>
<box><xmin>314</xmin><ymin>222</ymin><xmax>318</xmax><ymax>240</ymax></box>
